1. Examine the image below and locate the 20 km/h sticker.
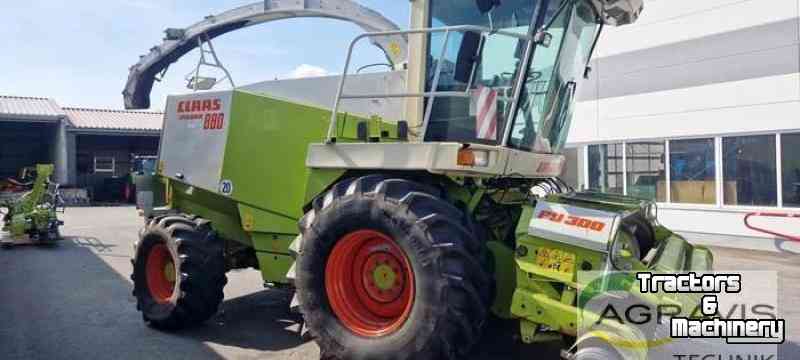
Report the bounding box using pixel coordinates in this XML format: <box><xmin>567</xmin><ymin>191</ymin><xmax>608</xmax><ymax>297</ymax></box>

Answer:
<box><xmin>219</xmin><ymin>180</ymin><xmax>234</xmax><ymax>196</ymax></box>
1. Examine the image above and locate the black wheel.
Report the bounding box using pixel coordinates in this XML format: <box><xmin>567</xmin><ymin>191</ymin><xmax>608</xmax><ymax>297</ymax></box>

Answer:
<box><xmin>131</xmin><ymin>215</ymin><xmax>227</xmax><ymax>330</ymax></box>
<box><xmin>295</xmin><ymin>176</ymin><xmax>491</xmax><ymax>360</ymax></box>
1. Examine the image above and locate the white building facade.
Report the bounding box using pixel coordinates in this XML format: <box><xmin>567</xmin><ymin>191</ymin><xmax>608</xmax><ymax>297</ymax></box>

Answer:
<box><xmin>567</xmin><ymin>0</ymin><xmax>800</xmax><ymax>251</ymax></box>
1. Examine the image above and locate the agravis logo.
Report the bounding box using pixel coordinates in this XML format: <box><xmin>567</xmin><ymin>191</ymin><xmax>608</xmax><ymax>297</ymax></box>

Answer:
<box><xmin>577</xmin><ymin>271</ymin><xmax>783</xmax><ymax>359</ymax></box>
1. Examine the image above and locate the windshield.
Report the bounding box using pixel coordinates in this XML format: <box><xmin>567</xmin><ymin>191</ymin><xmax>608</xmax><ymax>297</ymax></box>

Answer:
<box><xmin>508</xmin><ymin>1</ymin><xmax>600</xmax><ymax>153</ymax></box>
<box><xmin>423</xmin><ymin>0</ymin><xmax>600</xmax><ymax>154</ymax></box>
<box><xmin>423</xmin><ymin>0</ymin><xmax>545</xmax><ymax>144</ymax></box>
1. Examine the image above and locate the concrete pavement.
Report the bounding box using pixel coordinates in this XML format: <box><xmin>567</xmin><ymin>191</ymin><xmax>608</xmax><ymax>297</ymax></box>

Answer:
<box><xmin>0</xmin><ymin>207</ymin><xmax>797</xmax><ymax>359</ymax></box>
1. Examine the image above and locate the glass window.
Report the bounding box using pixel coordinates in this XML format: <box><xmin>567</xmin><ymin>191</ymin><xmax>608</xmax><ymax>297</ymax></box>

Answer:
<box><xmin>626</xmin><ymin>142</ymin><xmax>666</xmax><ymax>202</ymax></box>
<box><xmin>782</xmin><ymin>133</ymin><xmax>800</xmax><ymax>208</ymax></box>
<box><xmin>587</xmin><ymin>144</ymin><xmax>623</xmax><ymax>194</ymax></box>
<box><xmin>425</xmin><ymin>0</ymin><xmax>541</xmax><ymax>144</ymax></box>
<box><xmin>669</xmin><ymin>139</ymin><xmax>716</xmax><ymax>204</ymax></box>
<box><xmin>94</xmin><ymin>156</ymin><xmax>115</xmax><ymax>174</ymax></box>
<box><xmin>509</xmin><ymin>1</ymin><xmax>599</xmax><ymax>153</ymax></box>
<box><xmin>722</xmin><ymin>135</ymin><xmax>777</xmax><ymax>206</ymax></box>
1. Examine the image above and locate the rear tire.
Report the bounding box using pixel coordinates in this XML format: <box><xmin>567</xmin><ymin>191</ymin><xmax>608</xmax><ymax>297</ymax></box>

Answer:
<box><xmin>296</xmin><ymin>176</ymin><xmax>490</xmax><ymax>360</ymax></box>
<box><xmin>131</xmin><ymin>215</ymin><xmax>227</xmax><ymax>330</ymax></box>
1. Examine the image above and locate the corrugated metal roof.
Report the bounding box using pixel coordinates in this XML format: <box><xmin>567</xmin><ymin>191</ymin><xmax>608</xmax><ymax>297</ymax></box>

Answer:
<box><xmin>0</xmin><ymin>95</ymin><xmax>65</xmax><ymax>120</ymax></box>
<box><xmin>63</xmin><ymin>107</ymin><xmax>163</xmax><ymax>133</ymax></box>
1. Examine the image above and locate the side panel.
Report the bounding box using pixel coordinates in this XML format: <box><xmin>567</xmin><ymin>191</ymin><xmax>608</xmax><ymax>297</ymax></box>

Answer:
<box><xmin>161</xmin><ymin>91</ymin><xmax>234</xmax><ymax>193</ymax></box>
<box><xmin>528</xmin><ymin>201</ymin><xmax>620</xmax><ymax>253</ymax></box>
<box><xmin>170</xmin><ymin>181</ymin><xmax>251</xmax><ymax>246</ymax></box>
<box><xmin>220</xmin><ymin>90</ymin><xmax>334</xmax><ymax>220</ymax></box>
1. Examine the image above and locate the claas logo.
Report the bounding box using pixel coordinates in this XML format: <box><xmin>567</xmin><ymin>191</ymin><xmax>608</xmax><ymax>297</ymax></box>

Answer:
<box><xmin>537</xmin><ymin>210</ymin><xmax>606</xmax><ymax>232</ymax></box>
<box><xmin>177</xmin><ymin>99</ymin><xmax>222</xmax><ymax>113</ymax></box>
<box><xmin>175</xmin><ymin>98</ymin><xmax>225</xmax><ymax>130</ymax></box>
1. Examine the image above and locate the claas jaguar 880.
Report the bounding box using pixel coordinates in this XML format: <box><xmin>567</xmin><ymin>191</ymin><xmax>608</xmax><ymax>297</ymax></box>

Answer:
<box><xmin>125</xmin><ymin>0</ymin><xmax>712</xmax><ymax>359</ymax></box>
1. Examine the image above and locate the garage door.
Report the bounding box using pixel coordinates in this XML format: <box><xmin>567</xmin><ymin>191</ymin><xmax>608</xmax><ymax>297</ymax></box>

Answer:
<box><xmin>0</xmin><ymin>122</ymin><xmax>55</xmax><ymax>179</ymax></box>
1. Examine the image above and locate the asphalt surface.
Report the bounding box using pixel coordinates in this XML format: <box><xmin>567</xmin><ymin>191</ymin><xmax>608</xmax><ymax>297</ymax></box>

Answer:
<box><xmin>0</xmin><ymin>206</ymin><xmax>798</xmax><ymax>359</ymax></box>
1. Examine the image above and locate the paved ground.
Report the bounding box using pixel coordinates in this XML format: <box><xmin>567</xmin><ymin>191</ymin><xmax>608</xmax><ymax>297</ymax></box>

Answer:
<box><xmin>0</xmin><ymin>207</ymin><xmax>798</xmax><ymax>359</ymax></box>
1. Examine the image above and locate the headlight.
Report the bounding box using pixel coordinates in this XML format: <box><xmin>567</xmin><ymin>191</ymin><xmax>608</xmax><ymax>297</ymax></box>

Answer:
<box><xmin>610</xmin><ymin>229</ymin><xmax>641</xmax><ymax>271</ymax></box>
<box><xmin>457</xmin><ymin>148</ymin><xmax>491</xmax><ymax>167</ymax></box>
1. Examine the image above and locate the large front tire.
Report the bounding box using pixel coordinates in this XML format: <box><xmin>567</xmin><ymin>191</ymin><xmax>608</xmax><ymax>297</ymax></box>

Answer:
<box><xmin>131</xmin><ymin>215</ymin><xmax>227</xmax><ymax>330</ymax></box>
<box><xmin>296</xmin><ymin>176</ymin><xmax>490</xmax><ymax>360</ymax></box>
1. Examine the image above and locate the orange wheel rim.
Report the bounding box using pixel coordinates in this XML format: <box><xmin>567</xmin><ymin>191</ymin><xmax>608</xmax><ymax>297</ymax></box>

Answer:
<box><xmin>325</xmin><ymin>230</ymin><xmax>415</xmax><ymax>337</ymax></box>
<box><xmin>146</xmin><ymin>243</ymin><xmax>176</xmax><ymax>304</ymax></box>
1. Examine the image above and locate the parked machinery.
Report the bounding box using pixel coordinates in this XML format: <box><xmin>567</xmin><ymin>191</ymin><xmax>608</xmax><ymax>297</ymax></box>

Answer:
<box><xmin>0</xmin><ymin>166</ymin><xmax>37</xmax><ymax>193</ymax></box>
<box><xmin>1</xmin><ymin>164</ymin><xmax>64</xmax><ymax>247</ymax></box>
<box><xmin>127</xmin><ymin>1</ymin><xmax>712</xmax><ymax>359</ymax></box>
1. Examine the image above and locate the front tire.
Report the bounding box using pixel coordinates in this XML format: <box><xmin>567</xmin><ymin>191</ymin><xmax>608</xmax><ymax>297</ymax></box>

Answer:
<box><xmin>131</xmin><ymin>215</ymin><xmax>227</xmax><ymax>330</ymax></box>
<box><xmin>296</xmin><ymin>176</ymin><xmax>490</xmax><ymax>360</ymax></box>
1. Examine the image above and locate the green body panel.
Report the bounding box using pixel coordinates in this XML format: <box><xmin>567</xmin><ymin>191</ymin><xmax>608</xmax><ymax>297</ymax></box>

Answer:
<box><xmin>221</xmin><ymin>91</ymin><xmax>338</xmax><ymax>222</ymax></box>
<box><xmin>505</xmin><ymin>193</ymin><xmax>713</xmax><ymax>346</ymax></box>
<box><xmin>165</xmin><ymin>91</ymin><xmax>400</xmax><ymax>283</ymax></box>
<box><xmin>487</xmin><ymin>241</ymin><xmax>516</xmax><ymax>319</ymax></box>
<box><xmin>256</xmin><ymin>251</ymin><xmax>295</xmax><ymax>284</ymax></box>
<box><xmin>304</xmin><ymin>168</ymin><xmax>346</xmax><ymax>204</ymax></box>
<box><xmin>171</xmin><ymin>181</ymin><xmax>252</xmax><ymax>246</ymax></box>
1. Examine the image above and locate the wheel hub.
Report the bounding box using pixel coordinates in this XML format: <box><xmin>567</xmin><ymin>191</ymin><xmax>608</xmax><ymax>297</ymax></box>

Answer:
<box><xmin>145</xmin><ymin>243</ymin><xmax>176</xmax><ymax>304</ymax></box>
<box><xmin>364</xmin><ymin>254</ymin><xmax>404</xmax><ymax>303</ymax></box>
<box><xmin>325</xmin><ymin>230</ymin><xmax>415</xmax><ymax>337</ymax></box>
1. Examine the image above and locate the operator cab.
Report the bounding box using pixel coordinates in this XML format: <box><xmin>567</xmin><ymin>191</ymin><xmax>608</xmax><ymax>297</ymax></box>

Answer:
<box><xmin>316</xmin><ymin>0</ymin><xmax>643</xmax><ymax>178</ymax></box>
<box><xmin>317</xmin><ymin>0</ymin><xmax>642</xmax><ymax>178</ymax></box>
<box><xmin>423</xmin><ymin>0</ymin><xmax>600</xmax><ymax>155</ymax></box>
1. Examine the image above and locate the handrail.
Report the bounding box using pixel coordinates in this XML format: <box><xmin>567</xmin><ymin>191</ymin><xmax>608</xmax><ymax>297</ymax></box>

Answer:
<box><xmin>744</xmin><ymin>212</ymin><xmax>800</xmax><ymax>242</ymax></box>
<box><xmin>325</xmin><ymin>25</ymin><xmax>534</xmax><ymax>143</ymax></box>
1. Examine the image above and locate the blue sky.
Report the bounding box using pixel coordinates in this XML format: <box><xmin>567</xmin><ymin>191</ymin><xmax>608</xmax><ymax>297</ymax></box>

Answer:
<box><xmin>0</xmin><ymin>0</ymin><xmax>409</xmax><ymax>110</ymax></box>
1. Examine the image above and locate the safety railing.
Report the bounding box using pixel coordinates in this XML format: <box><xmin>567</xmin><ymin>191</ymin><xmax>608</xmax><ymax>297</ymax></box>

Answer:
<box><xmin>325</xmin><ymin>25</ymin><xmax>534</xmax><ymax>143</ymax></box>
<box><xmin>744</xmin><ymin>212</ymin><xmax>800</xmax><ymax>242</ymax></box>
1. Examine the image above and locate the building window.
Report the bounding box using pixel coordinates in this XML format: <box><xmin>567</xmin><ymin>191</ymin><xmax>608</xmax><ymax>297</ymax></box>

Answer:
<box><xmin>669</xmin><ymin>139</ymin><xmax>716</xmax><ymax>204</ymax></box>
<box><xmin>94</xmin><ymin>156</ymin><xmax>115</xmax><ymax>174</ymax></box>
<box><xmin>782</xmin><ymin>133</ymin><xmax>800</xmax><ymax>208</ymax></box>
<box><xmin>626</xmin><ymin>142</ymin><xmax>666</xmax><ymax>202</ymax></box>
<box><xmin>587</xmin><ymin>144</ymin><xmax>623</xmax><ymax>194</ymax></box>
<box><xmin>722</xmin><ymin>135</ymin><xmax>777</xmax><ymax>206</ymax></box>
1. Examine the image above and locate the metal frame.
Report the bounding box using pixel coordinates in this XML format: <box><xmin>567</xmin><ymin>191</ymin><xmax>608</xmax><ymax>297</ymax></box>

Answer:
<box><xmin>325</xmin><ymin>25</ymin><xmax>534</xmax><ymax>143</ymax></box>
<box><xmin>123</xmin><ymin>0</ymin><xmax>407</xmax><ymax>109</ymax></box>
<box><xmin>501</xmin><ymin>0</ymin><xmax>554</xmax><ymax>148</ymax></box>
<box><xmin>186</xmin><ymin>35</ymin><xmax>236</xmax><ymax>91</ymax></box>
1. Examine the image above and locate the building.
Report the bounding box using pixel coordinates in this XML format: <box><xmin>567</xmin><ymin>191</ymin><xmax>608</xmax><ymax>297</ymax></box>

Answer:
<box><xmin>0</xmin><ymin>96</ymin><xmax>162</xmax><ymax>201</ymax></box>
<box><xmin>0</xmin><ymin>96</ymin><xmax>68</xmax><ymax>182</ymax></box>
<box><xmin>567</xmin><ymin>0</ymin><xmax>800</xmax><ymax>251</ymax></box>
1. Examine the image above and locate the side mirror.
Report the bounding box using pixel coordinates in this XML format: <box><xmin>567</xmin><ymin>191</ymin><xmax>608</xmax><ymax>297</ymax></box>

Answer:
<box><xmin>454</xmin><ymin>32</ymin><xmax>482</xmax><ymax>83</ymax></box>
<box><xmin>475</xmin><ymin>0</ymin><xmax>500</xmax><ymax>13</ymax></box>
